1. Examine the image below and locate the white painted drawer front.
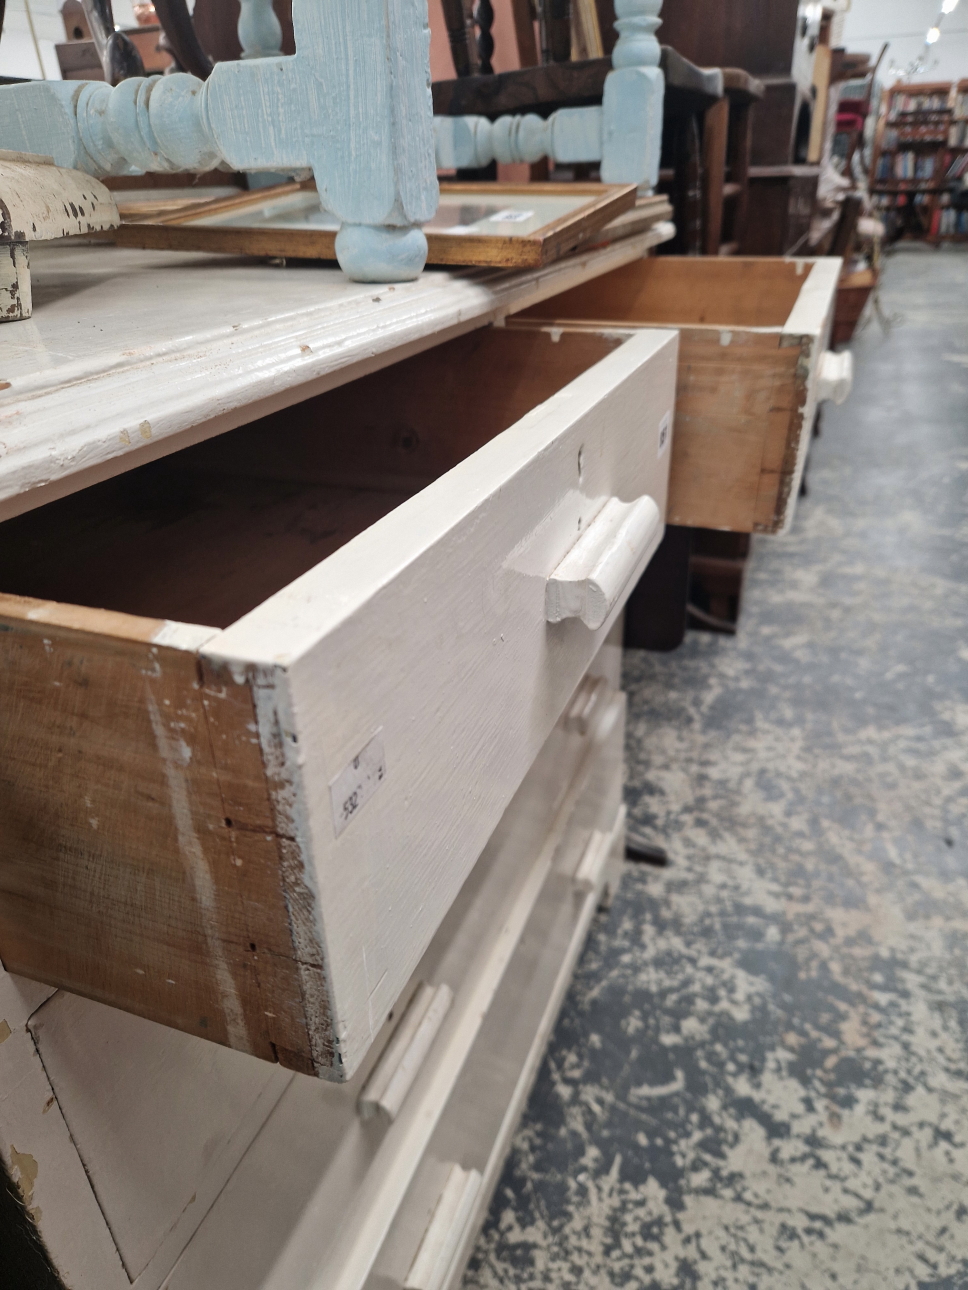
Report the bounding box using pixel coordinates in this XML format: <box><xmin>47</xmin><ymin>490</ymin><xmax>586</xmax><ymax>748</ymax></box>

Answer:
<box><xmin>0</xmin><ymin>325</ymin><xmax>677</xmax><ymax>1081</ymax></box>
<box><xmin>206</xmin><ymin>327</ymin><xmax>676</xmax><ymax>1076</ymax></box>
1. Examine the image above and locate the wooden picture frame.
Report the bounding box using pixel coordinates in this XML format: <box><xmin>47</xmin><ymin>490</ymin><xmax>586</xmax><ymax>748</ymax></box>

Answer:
<box><xmin>114</xmin><ymin>180</ymin><xmax>641</xmax><ymax>268</ymax></box>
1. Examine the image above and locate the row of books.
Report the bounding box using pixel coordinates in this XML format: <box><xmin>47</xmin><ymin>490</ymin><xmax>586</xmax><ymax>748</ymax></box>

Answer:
<box><xmin>945</xmin><ymin>152</ymin><xmax>968</xmax><ymax>181</ymax></box>
<box><xmin>932</xmin><ymin>207</ymin><xmax>968</xmax><ymax>236</ymax></box>
<box><xmin>949</xmin><ymin>120</ymin><xmax>968</xmax><ymax>148</ymax></box>
<box><xmin>955</xmin><ymin>88</ymin><xmax>968</xmax><ymax>118</ymax></box>
<box><xmin>876</xmin><ymin>151</ymin><xmax>937</xmax><ymax>181</ymax></box>
<box><xmin>882</xmin><ymin>127</ymin><xmax>947</xmax><ymax>149</ymax></box>
<box><xmin>873</xmin><ymin>190</ymin><xmax>938</xmax><ymax>207</ymax></box>
<box><xmin>888</xmin><ymin>90</ymin><xmax>951</xmax><ymax>116</ymax></box>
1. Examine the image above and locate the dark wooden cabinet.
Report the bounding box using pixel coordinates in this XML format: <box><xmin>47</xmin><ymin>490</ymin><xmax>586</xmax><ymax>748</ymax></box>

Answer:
<box><xmin>657</xmin><ymin>0</ymin><xmax>804</xmax><ymax>78</ymax></box>
<box><xmin>742</xmin><ymin>164</ymin><xmax>819</xmax><ymax>255</ymax></box>
<box><xmin>752</xmin><ymin>77</ymin><xmax>814</xmax><ymax>165</ymax></box>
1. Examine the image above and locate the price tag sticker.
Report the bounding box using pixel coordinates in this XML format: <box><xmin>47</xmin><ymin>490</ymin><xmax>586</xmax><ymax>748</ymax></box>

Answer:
<box><xmin>330</xmin><ymin>732</ymin><xmax>386</xmax><ymax>837</ymax></box>
<box><xmin>488</xmin><ymin>208</ymin><xmax>535</xmax><ymax>223</ymax></box>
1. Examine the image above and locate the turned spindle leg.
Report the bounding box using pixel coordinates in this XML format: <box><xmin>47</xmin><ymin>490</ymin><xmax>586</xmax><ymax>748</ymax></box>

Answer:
<box><xmin>82</xmin><ymin>0</ymin><xmax>145</xmax><ymax>83</ymax></box>
<box><xmin>333</xmin><ymin>225</ymin><xmax>429</xmax><ymax>283</ymax></box>
<box><xmin>475</xmin><ymin>0</ymin><xmax>494</xmax><ymax>75</ymax></box>
<box><xmin>237</xmin><ymin>0</ymin><xmax>283</xmax><ymax>59</ymax></box>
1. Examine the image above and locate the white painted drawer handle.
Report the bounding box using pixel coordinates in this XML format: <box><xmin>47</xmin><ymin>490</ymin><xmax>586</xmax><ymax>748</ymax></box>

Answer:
<box><xmin>404</xmin><ymin>1163</ymin><xmax>483</xmax><ymax>1290</ymax></box>
<box><xmin>817</xmin><ymin>350</ymin><xmax>853</xmax><ymax>405</ymax></box>
<box><xmin>358</xmin><ymin>982</ymin><xmax>453</xmax><ymax>1122</ymax></box>
<box><xmin>546</xmin><ymin>495</ymin><xmax>662</xmax><ymax>631</ymax></box>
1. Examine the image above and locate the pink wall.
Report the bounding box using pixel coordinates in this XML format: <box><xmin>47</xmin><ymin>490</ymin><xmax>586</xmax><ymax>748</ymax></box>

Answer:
<box><xmin>428</xmin><ymin>0</ymin><xmax>528</xmax><ymax>79</ymax></box>
<box><xmin>428</xmin><ymin>0</ymin><xmax>534</xmax><ymax>180</ymax></box>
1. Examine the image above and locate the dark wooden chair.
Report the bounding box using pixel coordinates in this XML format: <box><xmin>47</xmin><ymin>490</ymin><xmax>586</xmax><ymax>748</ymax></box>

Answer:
<box><xmin>433</xmin><ymin>46</ymin><xmax>762</xmax><ymax>259</ymax></box>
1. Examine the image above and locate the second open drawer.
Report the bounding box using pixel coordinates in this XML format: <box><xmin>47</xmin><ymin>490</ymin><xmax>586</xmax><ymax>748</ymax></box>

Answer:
<box><xmin>513</xmin><ymin>255</ymin><xmax>843</xmax><ymax>534</ymax></box>
<box><xmin>0</xmin><ymin>324</ymin><xmax>677</xmax><ymax>1081</ymax></box>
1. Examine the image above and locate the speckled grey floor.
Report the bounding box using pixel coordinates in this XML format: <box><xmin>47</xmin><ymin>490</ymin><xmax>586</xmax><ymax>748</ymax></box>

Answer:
<box><xmin>463</xmin><ymin>246</ymin><xmax>968</xmax><ymax>1290</ymax></box>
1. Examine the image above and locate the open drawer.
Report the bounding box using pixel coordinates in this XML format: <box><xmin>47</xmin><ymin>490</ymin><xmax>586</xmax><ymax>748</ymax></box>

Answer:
<box><xmin>513</xmin><ymin>256</ymin><xmax>845</xmax><ymax>534</ymax></box>
<box><xmin>0</xmin><ymin>325</ymin><xmax>677</xmax><ymax>1081</ymax></box>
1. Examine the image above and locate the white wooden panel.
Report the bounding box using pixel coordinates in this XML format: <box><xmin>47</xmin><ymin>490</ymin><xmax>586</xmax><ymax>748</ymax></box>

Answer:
<box><xmin>29</xmin><ymin>991</ymin><xmax>292</xmax><ymax>1288</ymax></box>
<box><xmin>205</xmin><ymin>330</ymin><xmax>677</xmax><ymax>1077</ymax></box>
<box><xmin>0</xmin><ymin>967</ymin><xmax>128</xmax><ymax>1290</ymax></box>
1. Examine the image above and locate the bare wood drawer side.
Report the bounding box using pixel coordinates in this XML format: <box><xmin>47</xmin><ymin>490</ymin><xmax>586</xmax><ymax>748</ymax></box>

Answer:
<box><xmin>513</xmin><ymin>255</ymin><xmax>841</xmax><ymax>534</ymax></box>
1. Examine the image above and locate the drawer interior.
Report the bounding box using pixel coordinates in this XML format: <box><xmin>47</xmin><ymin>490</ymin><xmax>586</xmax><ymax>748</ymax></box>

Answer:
<box><xmin>516</xmin><ymin>256</ymin><xmax>810</xmax><ymax>329</ymax></box>
<box><xmin>0</xmin><ymin>327</ymin><xmax>625</xmax><ymax>630</ymax></box>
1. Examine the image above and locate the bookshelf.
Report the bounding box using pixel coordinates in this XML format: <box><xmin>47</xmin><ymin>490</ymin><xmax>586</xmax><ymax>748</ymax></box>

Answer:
<box><xmin>870</xmin><ymin>81</ymin><xmax>968</xmax><ymax>243</ymax></box>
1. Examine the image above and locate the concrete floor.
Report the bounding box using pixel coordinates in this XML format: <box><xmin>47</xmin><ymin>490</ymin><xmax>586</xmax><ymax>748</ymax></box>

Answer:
<box><xmin>463</xmin><ymin>246</ymin><xmax>968</xmax><ymax>1289</ymax></box>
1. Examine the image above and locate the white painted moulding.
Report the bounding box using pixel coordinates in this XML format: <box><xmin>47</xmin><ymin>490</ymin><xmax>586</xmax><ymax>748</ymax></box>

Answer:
<box><xmin>403</xmin><ymin>1164</ymin><xmax>482</xmax><ymax>1290</ymax></box>
<box><xmin>545</xmin><ymin>493</ymin><xmax>663</xmax><ymax>629</ymax></box>
<box><xmin>358</xmin><ymin>982</ymin><xmax>454</xmax><ymax>1123</ymax></box>
<box><xmin>564</xmin><ymin>673</ymin><xmax>608</xmax><ymax>735</ymax></box>
<box><xmin>573</xmin><ymin>827</ymin><xmax>614</xmax><ymax>893</ymax></box>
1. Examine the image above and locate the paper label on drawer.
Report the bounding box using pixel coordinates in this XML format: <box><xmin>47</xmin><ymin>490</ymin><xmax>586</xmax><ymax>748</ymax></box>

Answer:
<box><xmin>330</xmin><ymin>732</ymin><xmax>386</xmax><ymax>837</ymax></box>
<box><xmin>657</xmin><ymin>411</ymin><xmax>672</xmax><ymax>459</ymax></box>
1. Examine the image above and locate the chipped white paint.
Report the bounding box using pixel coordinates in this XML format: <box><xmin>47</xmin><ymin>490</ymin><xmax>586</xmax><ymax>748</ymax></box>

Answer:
<box><xmin>0</xmin><ymin>228</ymin><xmax>673</xmax><ymax>521</ymax></box>
<box><xmin>248</xmin><ymin>665</ymin><xmax>335</xmax><ymax>1076</ymax></box>
<box><xmin>546</xmin><ymin>494</ymin><xmax>663</xmax><ymax>630</ymax></box>
<box><xmin>0</xmin><ymin>241</ymin><xmax>29</xmax><ymax>321</ymax></box>
<box><xmin>435</xmin><ymin>0</ymin><xmax>664</xmax><ymax>187</ymax></box>
<box><xmin>0</xmin><ymin>154</ymin><xmax>118</xmax><ymax>242</ymax></box>
<box><xmin>0</xmin><ymin>154</ymin><xmax>117</xmax><ymax>320</ymax></box>
<box><xmin>0</xmin><ymin>0</ymin><xmax>437</xmax><ymax>282</ymax></box>
<box><xmin>149</xmin><ymin>619</ymin><xmax>221</xmax><ymax>650</ymax></box>
<box><xmin>146</xmin><ymin>691</ymin><xmax>249</xmax><ymax>1052</ymax></box>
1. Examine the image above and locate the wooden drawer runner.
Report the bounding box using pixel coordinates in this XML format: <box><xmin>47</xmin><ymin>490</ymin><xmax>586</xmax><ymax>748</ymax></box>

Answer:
<box><xmin>0</xmin><ymin>325</ymin><xmax>677</xmax><ymax>1081</ymax></box>
<box><xmin>513</xmin><ymin>255</ymin><xmax>841</xmax><ymax>533</ymax></box>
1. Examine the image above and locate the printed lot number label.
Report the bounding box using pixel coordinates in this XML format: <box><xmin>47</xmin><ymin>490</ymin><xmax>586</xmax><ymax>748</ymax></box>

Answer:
<box><xmin>330</xmin><ymin>732</ymin><xmax>386</xmax><ymax>837</ymax></box>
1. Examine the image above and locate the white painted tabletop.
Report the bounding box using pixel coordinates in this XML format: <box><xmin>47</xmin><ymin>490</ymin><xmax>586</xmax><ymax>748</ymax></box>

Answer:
<box><xmin>0</xmin><ymin>223</ymin><xmax>673</xmax><ymax>520</ymax></box>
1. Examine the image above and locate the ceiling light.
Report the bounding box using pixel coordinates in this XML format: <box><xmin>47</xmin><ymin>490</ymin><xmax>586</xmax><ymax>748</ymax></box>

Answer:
<box><xmin>941</xmin><ymin>0</ymin><xmax>959</xmax><ymax>14</ymax></box>
<box><xmin>926</xmin><ymin>25</ymin><xmax>941</xmax><ymax>41</ymax></box>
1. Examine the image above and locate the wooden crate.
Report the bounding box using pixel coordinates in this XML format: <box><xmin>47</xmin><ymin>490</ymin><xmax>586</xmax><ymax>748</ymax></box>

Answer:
<box><xmin>513</xmin><ymin>254</ymin><xmax>841</xmax><ymax>533</ymax></box>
